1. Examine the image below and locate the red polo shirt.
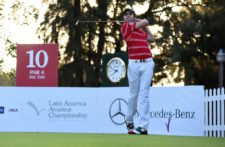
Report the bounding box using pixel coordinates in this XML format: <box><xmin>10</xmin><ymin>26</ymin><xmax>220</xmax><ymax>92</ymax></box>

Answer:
<box><xmin>121</xmin><ymin>21</ymin><xmax>152</xmax><ymax>59</ymax></box>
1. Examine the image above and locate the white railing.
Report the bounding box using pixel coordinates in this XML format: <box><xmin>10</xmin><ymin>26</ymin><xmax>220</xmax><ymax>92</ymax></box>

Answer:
<box><xmin>204</xmin><ymin>88</ymin><xmax>225</xmax><ymax>137</ymax></box>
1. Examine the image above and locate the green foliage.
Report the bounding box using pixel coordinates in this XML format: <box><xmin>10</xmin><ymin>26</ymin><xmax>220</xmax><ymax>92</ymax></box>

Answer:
<box><xmin>0</xmin><ymin>2</ymin><xmax>3</xmax><ymax>16</ymax></box>
<box><xmin>0</xmin><ymin>70</ymin><xmax>16</xmax><ymax>86</ymax></box>
<box><xmin>5</xmin><ymin>39</ymin><xmax>16</xmax><ymax>57</ymax></box>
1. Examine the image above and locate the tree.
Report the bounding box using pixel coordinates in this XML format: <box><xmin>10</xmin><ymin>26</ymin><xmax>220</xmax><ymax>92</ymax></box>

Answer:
<box><xmin>38</xmin><ymin>0</ymin><xmax>225</xmax><ymax>88</ymax></box>
<box><xmin>38</xmin><ymin>0</ymin><xmax>129</xmax><ymax>86</ymax></box>
<box><xmin>146</xmin><ymin>0</ymin><xmax>225</xmax><ymax>88</ymax></box>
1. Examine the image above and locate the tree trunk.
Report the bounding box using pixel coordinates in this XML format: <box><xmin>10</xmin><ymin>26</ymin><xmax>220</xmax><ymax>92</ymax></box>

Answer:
<box><xmin>73</xmin><ymin>0</ymin><xmax>83</xmax><ymax>86</ymax></box>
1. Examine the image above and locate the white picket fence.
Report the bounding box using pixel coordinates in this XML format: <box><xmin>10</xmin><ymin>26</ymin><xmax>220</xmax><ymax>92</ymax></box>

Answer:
<box><xmin>204</xmin><ymin>88</ymin><xmax>225</xmax><ymax>137</ymax></box>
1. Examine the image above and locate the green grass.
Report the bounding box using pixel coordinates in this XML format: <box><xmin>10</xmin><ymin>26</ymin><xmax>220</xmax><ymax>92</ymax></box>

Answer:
<box><xmin>0</xmin><ymin>133</ymin><xmax>224</xmax><ymax>147</ymax></box>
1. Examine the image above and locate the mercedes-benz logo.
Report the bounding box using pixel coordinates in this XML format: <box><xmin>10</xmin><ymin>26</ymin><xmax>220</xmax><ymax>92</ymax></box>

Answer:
<box><xmin>109</xmin><ymin>98</ymin><xmax>128</xmax><ymax>125</ymax></box>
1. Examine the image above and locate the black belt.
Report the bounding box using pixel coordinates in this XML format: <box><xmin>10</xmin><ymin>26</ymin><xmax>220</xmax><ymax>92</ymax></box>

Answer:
<box><xmin>129</xmin><ymin>58</ymin><xmax>152</xmax><ymax>63</ymax></box>
<box><xmin>135</xmin><ymin>59</ymin><xmax>147</xmax><ymax>63</ymax></box>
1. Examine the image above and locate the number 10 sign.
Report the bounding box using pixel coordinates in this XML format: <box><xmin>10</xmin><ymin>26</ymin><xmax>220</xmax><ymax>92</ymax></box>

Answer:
<box><xmin>16</xmin><ymin>44</ymin><xmax>58</xmax><ymax>86</ymax></box>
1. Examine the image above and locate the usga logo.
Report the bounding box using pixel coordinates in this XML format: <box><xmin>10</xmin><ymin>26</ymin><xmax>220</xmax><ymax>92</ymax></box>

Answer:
<box><xmin>0</xmin><ymin>106</ymin><xmax>4</xmax><ymax>114</ymax></box>
<box><xmin>8</xmin><ymin>108</ymin><xmax>18</xmax><ymax>112</ymax></box>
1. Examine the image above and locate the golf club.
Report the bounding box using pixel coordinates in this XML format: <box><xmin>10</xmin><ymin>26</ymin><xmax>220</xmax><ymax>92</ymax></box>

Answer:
<box><xmin>75</xmin><ymin>20</ymin><xmax>124</xmax><ymax>26</ymax></box>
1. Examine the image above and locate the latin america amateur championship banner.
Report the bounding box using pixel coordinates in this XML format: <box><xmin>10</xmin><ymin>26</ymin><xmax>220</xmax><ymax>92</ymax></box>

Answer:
<box><xmin>0</xmin><ymin>86</ymin><xmax>204</xmax><ymax>136</ymax></box>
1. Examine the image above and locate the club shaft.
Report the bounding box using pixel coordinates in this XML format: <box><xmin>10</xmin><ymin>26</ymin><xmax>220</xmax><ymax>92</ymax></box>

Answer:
<box><xmin>79</xmin><ymin>20</ymin><xmax>123</xmax><ymax>23</ymax></box>
<box><xmin>75</xmin><ymin>20</ymin><xmax>124</xmax><ymax>25</ymax></box>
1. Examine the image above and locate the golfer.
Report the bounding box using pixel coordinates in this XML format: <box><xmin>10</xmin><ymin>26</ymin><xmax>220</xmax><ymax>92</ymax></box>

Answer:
<box><xmin>121</xmin><ymin>8</ymin><xmax>155</xmax><ymax>135</ymax></box>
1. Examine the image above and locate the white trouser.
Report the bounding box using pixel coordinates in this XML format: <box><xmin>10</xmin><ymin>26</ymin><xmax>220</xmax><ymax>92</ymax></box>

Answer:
<box><xmin>126</xmin><ymin>58</ymin><xmax>154</xmax><ymax>129</ymax></box>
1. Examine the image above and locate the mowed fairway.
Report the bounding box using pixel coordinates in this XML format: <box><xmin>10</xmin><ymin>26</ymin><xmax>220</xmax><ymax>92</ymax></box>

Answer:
<box><xmin>0</xmin><ymin>133</ymin><xmax>225</xmax><ymax>147</ymax></box>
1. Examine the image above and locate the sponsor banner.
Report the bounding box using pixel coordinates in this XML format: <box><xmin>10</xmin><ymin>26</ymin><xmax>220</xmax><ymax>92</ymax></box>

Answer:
<box><xmin>16</xmin><ymin>44</ymin><xmax>58</xmax><ymax>86</ymax></box>
<box><xmin>149</xmin><ymin>86</ymin><xmax>204</xmax><ymax>136</ymax></box>
<box><xmin>0</xmin><ymin>86</ymin><xmax>204</xmax><ymax>136</ymax></box>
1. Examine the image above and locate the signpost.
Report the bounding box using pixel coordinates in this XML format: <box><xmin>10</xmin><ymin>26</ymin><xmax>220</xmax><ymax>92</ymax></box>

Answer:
<box><xmin>16</xmin><ymin>44</ymin><xmax>58</xmax><ymax>86</ymax></box>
